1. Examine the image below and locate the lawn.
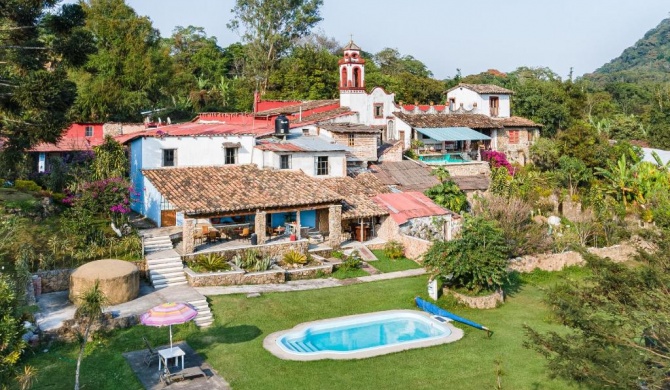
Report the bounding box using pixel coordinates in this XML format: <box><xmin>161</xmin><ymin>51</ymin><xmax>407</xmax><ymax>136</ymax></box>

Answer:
<box><xmin>329</xmin><ymin>266</ymin><xmax>368</xmax><ymax>279</ymax></box>
<box><xmin>369</xmin><ymin>249</ymin><xmax>423</xmax><ymax>273</ymax></box>
<box><xmin>21</xmin><ymin>269</ymin><xmax>589</xmax><ymax>390</ymax></box>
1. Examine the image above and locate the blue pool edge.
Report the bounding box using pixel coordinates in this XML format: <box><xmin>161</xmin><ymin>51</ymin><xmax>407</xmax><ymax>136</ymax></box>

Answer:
<box><xmin>263</xmin><ymin>309</ymin><xmax>464</xmax><ymax>361</ymax></box>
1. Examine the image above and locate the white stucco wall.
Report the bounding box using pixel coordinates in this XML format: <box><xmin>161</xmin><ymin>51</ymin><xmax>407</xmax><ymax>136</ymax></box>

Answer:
<box><xmin>446</xmin><ymin>88</ymin><xmax>511</xmax><ymax>118</ymax></box>
<box><xmin>138</xmin><ymin>135</ymin><xmax>256</xmax><ymax>169</ymax></box>
<box><xmin>339</xmin><ymin>87</ymin><xmax>397</xmax><ymax>127</ymax></box>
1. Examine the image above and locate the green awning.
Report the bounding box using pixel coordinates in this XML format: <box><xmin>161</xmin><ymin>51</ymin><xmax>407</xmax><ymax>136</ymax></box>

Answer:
<box><xmin>416</xmin><ymin>127</ymin><xmax>491</xmax><ymax>141</ymax></box>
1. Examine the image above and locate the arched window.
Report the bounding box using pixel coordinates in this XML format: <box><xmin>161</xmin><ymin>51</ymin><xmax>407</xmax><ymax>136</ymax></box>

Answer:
<box><xmin>341</xmin><ymin>68</ymin><xmax>348</xmax><ymax>88</ymax></box>
<box><xmin>387</xmin><ymin>120</ymin><xmax>395</xmax><ymax>141</ymax></box>
<box><xmin>353</xmin><ymin>67</ymin><xmax>360</xmax><ymax>88</ymax></box>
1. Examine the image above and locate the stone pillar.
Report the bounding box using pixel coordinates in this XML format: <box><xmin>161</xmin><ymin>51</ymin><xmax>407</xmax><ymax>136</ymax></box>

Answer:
<box><xmin>255</xmin><ymin>211</ymin><xmax>267</xmax><ymax>244</ymax></box>
<box><xmin>328</xmin><ymin>205</ymin><xmax>342</xmax><ymax>248</ymax></box>
<box><xmin>296</xmin><ymin>210</ymin><xmax>301</xmax><ymax>239</ymax></box>
<box><xmin>182</xmin><ymin>218</ymin><xmax>195</xmax><ymax>254</ymax></box>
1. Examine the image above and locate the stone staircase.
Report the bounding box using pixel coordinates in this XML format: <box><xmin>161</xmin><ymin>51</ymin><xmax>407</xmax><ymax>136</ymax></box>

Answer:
<box><xmin>188</xmin><ymin>298</ymin><xmax>214</xmax><ymax>328</ymax></box>
<box><xmin>143</xmin><ymin>235</ymin><xmax>174</xmax><ymax>254</ymax></box>
<box><xmin>146</xmin><ymin>249</ymin><xmax>187</xmax><ymax>289</ymax></box>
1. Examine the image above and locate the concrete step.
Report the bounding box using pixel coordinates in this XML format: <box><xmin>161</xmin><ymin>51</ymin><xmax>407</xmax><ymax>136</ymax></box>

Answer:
<box><xmin>145</xmin><ymin>247</ymin><xmax>174</xmax><ymax>255</ymax></box>
<box><xmin>144</xmin><ymin>236</ymin><xmax>172</xmax><ymax>243</ymax></box>
<box><xmin>145</xmin><ymin>244</ymin><xmax>173</xmax><ymax>251</ymax></box>
<box><xmin>195</xmin><ymin>319</ymin><xmax>214</xmax><ymax>328</ymax></box>
<box><xmin>154</xmin><ymin>280</ymin><xmax>188</xmax><ymax>289</ymax></box>
<box><xmin>146</xmin><ymin>257</ymin><xmax>182</xmax><ymax>266</ymax></box>
<box><xmin>149</xmin><ymin>265</ymin><xmax>184</xmax><ymax>274</ymax></box>
<box><xmin>150</xmin><ymin>271</ymin><xmax>186</xmax><ymax>282</ymax></box>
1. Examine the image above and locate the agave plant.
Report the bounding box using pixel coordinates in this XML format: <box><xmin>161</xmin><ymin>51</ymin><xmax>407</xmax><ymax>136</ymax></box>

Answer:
<box><xmin>282</xmin><ymin>250</ymin><xmax>307</xmax><ymax>265</ymax></box>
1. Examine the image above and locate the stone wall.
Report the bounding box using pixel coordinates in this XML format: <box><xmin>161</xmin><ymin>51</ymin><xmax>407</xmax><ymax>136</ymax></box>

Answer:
<box><xmin>445</xmin><ymin>288</ymin><xmax>504</xmax><ymax>309</ymax></box>
<box><xmin>399</xmin><ymin>234</ymin><xmax>432</xmax><ymax>261</ymax></box>
<box><xmin>185</xmin><ymin>265</ymin><xmax>286</xmax><ymax>286</ymax></box>
<box><xmin>508</xmin><ymin>241</ymin><xmax>642</xmax><ymax>273</ymax></box>
<box><xmin>332</xmin><ymin>132</ymin><xmax>378</xmax><ymax>162</ymax></box>
<box><xmin>378</xmin><ymin>141</ymin><xmax>404</xmax><ymax>162</ymax></box>
<box><xmin>284</xmin><ymin>262</ymin><xmax>333</xmax><ymax>281</ymax></box>
<box><xmin>499</xmin><ymin>128</ymin><xmax>531</xmax><ymax>165</ymax></box>
<box><xmin>36</xmin><ymin>269</ymin><xmax>73</xmax><ymax>293</ymax></box>
<box><xmin>48</xmin><ymin>312</ymin><xmax>139</xmax><ymax>342</ymax></box>
<box><xmin>184</xmin><ymin>239</ymin><xmax>309</xmax><ymax>263</ymax></box>
<box><xmin>444</xmin><ymin>162</ymin><xmax>490</xmax><ymax>177</ymax></box>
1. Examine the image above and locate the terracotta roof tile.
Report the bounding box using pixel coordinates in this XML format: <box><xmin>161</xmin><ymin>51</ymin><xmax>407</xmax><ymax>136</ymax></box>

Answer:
<box><xmin>493</xmin><ymin>116</ymin><xmax>542</xmax><ymax>127</ymax></box>
<box><xmin>142</xmin><ymin>165</ymin><xmax>342</xmax><ymax>215</ymax></box>
<box><xmin>30</xmin><ymin>137</ymin><xmax>102</xmax><ymax>152</ymax></box>
<box><xmin>254</xmin><ymin>99</ymin><xmax>339</xmax><ymax>116</ymax></box>
<box><xmin>450</xmin><ymin>175</ymin><xmax>490</xmax><ymax>191</ymax></box>
<box><xmin>447</xmin><ymin>83</ymin><xmax>514</xmax><ymax>95</ymax></box>
<box><xmin>353</xmin><ymin>172</ymin><xmax>393</xmax><ymax>195</ymax></box>
<box><xmin>291</xmin><ymin>106</ymin><xmax>355</xmax><ymax>125</ymax></box>
<box><xmin>115</xmin><ymin>121</ymin><xmax>274</xmax><ymax>144</ymax></box>
<box><xmin>368</xmin><ymin>161</ymin><xmax>440</xmax><ymax>192</ymax></box>
<box><xmin>321</xmin><ymin>177</ymin><xmax>389</xmax><ymax>219</ymax></box>
<box><xmin>395</xmin><ymin>112</ymin><xmax>503</xmax><ymax>130</ymax></box>
<box><xmin>317</xmin><ymin>123</ymin><xmax>381</xmax><ymax>133</ymax></box>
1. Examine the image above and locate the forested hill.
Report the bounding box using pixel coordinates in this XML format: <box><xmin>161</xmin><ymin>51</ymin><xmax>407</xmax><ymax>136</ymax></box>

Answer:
<box><xmin>589</xmin><ymin>17</ymin><xmax>670</xmax><ymax>82</ymax></box>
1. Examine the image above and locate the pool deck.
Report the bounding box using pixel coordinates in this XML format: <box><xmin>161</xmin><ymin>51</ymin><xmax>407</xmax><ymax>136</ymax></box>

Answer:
<box><xmin>262</xmin><ymin>309</ymin><xmax>464</xmax><ymax>361</ymax></box>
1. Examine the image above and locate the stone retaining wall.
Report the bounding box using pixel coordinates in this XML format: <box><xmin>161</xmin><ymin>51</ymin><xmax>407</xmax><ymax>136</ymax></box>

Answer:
<box><xmin>508</xmin><ymin>241</ymin><xmax>643</xmax><ymax>273</ymax></box>
<box><xmin>399</xmin><ymin>234</ymin><xmax>432</xmax><ymax>261</ymax></box>
<box><xmin>285</xmin><ymin>262</ymin><xmax>333</xmax><ymax>281</ymax></box>
<box><xmin>184</xmin><ymin>239</ymin><xmax>309</xmax><ymax>263</ymax></box>
<box><xmin>445</xmin><ymin>288</ymin><xmax>504</xmax><ymax>309</ymax></box>
<box><xmin>35</xmin><ymin>269</ymin><xmax>73</xmax><ymax>293</ymax></box>
<box><xmin>48</xmin><ymin>313</ymin><xmax>139</xmax><ymax>342</ymax></box>
<box><xmin>444</xmin><ymin>162</ymin><xmax>490</xmax><ymax>177</ymax></box>
<box><xmin>185</xmin><ymin>264</ymin><xmax>286</xmax><ymax>286</ymax></box>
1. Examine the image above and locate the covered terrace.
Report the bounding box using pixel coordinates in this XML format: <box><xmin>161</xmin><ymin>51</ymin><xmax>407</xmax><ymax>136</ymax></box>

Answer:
<box><xmin>142</xmin><ymin>165</ymin><xmax>345</xmax><ymax>254</ymax></box>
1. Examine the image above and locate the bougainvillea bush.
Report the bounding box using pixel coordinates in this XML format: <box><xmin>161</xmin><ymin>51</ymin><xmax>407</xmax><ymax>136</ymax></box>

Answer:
<box><xmin>64</xmin><ymin>177</ymin><xmax>136</xmax><ymax>226</ymax></box>
<box><xmin>482</xmin><ymin>150</ymin><xmax>514</xmax><ymax>175</ymax></box>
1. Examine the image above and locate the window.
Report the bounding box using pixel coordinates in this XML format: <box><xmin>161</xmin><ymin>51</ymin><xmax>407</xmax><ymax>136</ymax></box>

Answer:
<box><xmin>508</xmin><ymin>130</ymin><xmax>519</xmax><ymax>144</ymax></box>
<box><xmin>85</xmin><ymin>126</ymin><xmax>94</xmax><ymax>137</ymax></box>
<box><xmin>489</xmin><ymin>96</ymin><xmax>499</xmax><ymax>117</ymax></box>
<box><xmin>373</xmin><ymin>103</ymin><xmax>384</xmax><ymax>118</ymax></box>
<box><xmin>162</xmin><ymin>149</ymin><xmax>176</xmax><ymax>167</ymax></box>
<box><xmin>280</xmin><ymin>154</ymin><xmax>291</xmax><ymax>169</ymax></box>
<box><xmin>448</xmin><ymin>97</ymin><xmax>456</xmax><ymax>110</ymax></box>
<box><xmin>347</xmin><ymin>133</ymin><xmax>355</xmax><ymax>146</ymax></box>
<box><xmin>315</xmin><ymin>156</ymin><xmax>329</xmax><ymax>176</ymax></box>
<box><xmin>225</xmin><ymin>147</ymin><xmax>238</xmax><ymax>164</ymax></box>
<box><xmin>302</xmin><ymin>128</ymin><xmax>309</xmax><ymax>136</ymax></box>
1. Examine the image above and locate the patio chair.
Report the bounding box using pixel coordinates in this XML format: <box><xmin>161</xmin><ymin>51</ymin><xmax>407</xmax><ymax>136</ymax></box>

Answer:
<box><xmin>239</xmin><ymin>227</ymin><xmax>251</xmax><ymax>241</ymax></box>
<box><xmin>142</xmin><ymin>336</ymin><xmax>158</xmax><ymax>367</ymax></box>
<box><xmin>159</xmin><ymin>358</ymin><xmax>207</xmax><ymax>385</ymax></box>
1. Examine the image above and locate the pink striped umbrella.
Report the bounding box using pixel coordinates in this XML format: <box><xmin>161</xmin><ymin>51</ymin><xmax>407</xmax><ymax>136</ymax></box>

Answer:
<box><xmin>140</xmin><ymin>302</ymin><xmax>198</xmax><ymax>349</ymax></box>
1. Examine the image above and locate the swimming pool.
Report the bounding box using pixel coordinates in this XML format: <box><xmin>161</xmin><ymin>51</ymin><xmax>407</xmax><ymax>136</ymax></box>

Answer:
<box><xmin>419</xmin><ymin>153</ymin><xmax>471</xmax><ymax>164</ymax></box>
<box><xmin>263</xmin><ymin>310</ymin><xmax>463</xmax><ymax>360</ymax></box>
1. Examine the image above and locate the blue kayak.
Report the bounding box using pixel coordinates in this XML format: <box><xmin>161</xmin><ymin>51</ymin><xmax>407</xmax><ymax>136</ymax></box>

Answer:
<box><xmin>415</xmin><ymin>297</ymin><xmax>490</xmax><ymax>332</ymax></box>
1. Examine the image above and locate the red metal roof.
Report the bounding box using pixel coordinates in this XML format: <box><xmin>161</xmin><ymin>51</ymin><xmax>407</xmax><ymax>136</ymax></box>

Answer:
<box><xmin>29</xmin><ymin>123</ymin><xmax>104</xmax><ymax>152</ymax></box>
<box><xmin>115</xmin><ymin>120</ymin><xmax>274</xmax><ymax>144</ymax></box>
<box><xmin>372</xmin><ymin>191</ymin><xmax>450</xmax><ymax>225</ymax></box>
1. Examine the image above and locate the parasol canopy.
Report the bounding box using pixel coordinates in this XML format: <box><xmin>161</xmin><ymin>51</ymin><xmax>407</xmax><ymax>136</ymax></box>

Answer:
<box><xmin>140</xmin><ymin>302</ymin><xmax>198</xmax><ymax>350</ymax></box>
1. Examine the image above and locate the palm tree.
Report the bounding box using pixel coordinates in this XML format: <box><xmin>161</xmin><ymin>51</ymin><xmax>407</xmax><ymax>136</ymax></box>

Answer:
<box><xmin>74</xmin><ymin>281</ymin><xmax>108</xmax><ymax>390</ymax></box>
<box><xmin>595</xmin><ymin>154</ymin><xmax>637</xmax><ymax>208</ymax></box>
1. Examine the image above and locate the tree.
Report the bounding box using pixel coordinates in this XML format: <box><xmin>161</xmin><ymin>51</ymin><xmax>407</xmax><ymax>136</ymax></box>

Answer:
<box><xmin>0</xmin><ymin>2</ymin><xmax>93</xmax><ymax>174</ymax></box>
<box><xmin>90</xmin><ymin>136</ymin><xmax>128</xmax><ymax>181</ymax></box>
<box><xmin>70</xmin><ymin>0</ymin><xmax>173</xmax><ymax>121</ymax></box>
<box><xmin>555</xmin><ymin>156</ymin><xmax>592</xmax><ymax>197</ymax></box>
<box><xmin>524</xmin><ymin>241</ymin><xmax>670</xmax><ymax>390</ymax></box>
<box><xmin>423</xmin><ymin>216</ymin><xmax>509</xmax><ymax>293</ymax></box>
<box><xmin>529</xmin><ymin>138</ymin><xmax>560</xmax><ymax>171</ymax></box>
<box><xmin>73</xmin><ymin>281</ymin><xmax>108</xmax><ymax>390</ymax></box>
<box><xmin>595</xmin><ymin>154</ymin><xmax>637</xmax><ymax>208</ymax></box>
<box><xmin>227</xmin><ymin>0</ymin><xmax>323</xmax><ymax>95</ymax></box>
<box><xmin>556</xmin><ymin>121</ymin><xmax>611</xmax><ymax>170</ymax></box>
<box><xmin>472</xmin><ymin>194</ymin><xmax>551</xmax><ymax>257</ymax></box>
<box><xmin>0</xmin><ymin>275</ymin><xmax>26</xmax><ymax>385</ymax></box>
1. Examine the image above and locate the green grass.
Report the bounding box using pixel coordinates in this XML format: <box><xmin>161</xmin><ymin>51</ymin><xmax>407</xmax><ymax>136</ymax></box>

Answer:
<box><xmin>329</xmin><ymin>266</ymin><xmax>368</xmax><ymax>279</ymax></box>
<box><xmin>21</xmin><ymin>270</ymin><xmax>590</xmax><ymax>390</ymax></box>
<box><xmin>0</xmin><ymin>188</ymin><xmax>36</xmax><ymax>203</ymax></box>
<box><xmin>370</xmin><ymin>250</ymin><xmax>423</xmax><ymax>273</ymax></box>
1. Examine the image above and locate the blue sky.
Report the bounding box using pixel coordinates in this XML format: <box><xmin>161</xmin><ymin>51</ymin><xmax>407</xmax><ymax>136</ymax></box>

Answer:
<box><xmin>70</xmin><ymin>0</ymin><xmax>669</xmax><ymax>79</ymax></box>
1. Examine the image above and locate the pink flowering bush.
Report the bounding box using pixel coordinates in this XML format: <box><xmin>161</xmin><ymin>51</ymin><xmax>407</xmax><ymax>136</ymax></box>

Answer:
<box><xmin>482</xmin><ymin>150</ymin><xmax>514</xmax><ymax>175</ymax></box>
<box><xmin>66</xmin><ymin>177</ymin><xmax>137</xmax><ymax>225</ymax></box>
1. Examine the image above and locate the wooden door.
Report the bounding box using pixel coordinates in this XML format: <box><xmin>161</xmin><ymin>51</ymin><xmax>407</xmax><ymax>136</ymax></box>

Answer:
<box><xmin>489</xmin><ymin>97</ymin><xmax>499</xmax><ymax>117</ymax></box>
<box><xmin>161</xmin><ymin>210</ymin><xmax>176</xmax><ymax>227</ymax></box>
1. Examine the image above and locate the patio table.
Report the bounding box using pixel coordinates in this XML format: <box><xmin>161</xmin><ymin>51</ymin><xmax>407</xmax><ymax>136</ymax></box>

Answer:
<box><xmin>158</xmin><ymin>346</ymin><xmax>185</xmax><ymax>371</ymax></box>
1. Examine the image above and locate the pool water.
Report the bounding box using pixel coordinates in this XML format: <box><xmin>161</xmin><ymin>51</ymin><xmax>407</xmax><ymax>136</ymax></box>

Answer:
<box><xmin>278</xmin><ymin>312</ymin><xmax>450</xmax><ymax>354</ymax></box>
<box><xmin>419</xmin><ymin>153</ymin><xmax>469</xmax><ymax>164</ymax></box>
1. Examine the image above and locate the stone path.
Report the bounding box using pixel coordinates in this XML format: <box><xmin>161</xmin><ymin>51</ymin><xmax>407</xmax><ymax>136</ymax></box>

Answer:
<box><xmin>123</xmin><ymin>341</ymin><xmax>230</xmax><ymax>390</ymax></box>
<box><xmin>195</xmin><ymin>268</ymin><xmax>426</xmax><ymax>296</ymax></box>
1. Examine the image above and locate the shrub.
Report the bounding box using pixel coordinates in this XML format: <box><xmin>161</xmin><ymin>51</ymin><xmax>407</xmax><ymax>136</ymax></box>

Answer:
<box><xmin>191</xmin><ymin>253</ymin><xmax>231</xmax><ymax>273</ymax></box>
<box><xmin>341</xmin><ymin>251</ymin><xmax>362</xmax><ymax>271</ymax></box>
<box><xmin>482</xmin><ymin>150</ymin><xmax>514</xmax><ymax>175</ymax></box>
<box><xmin>331</xmin><ymin>250</ymin><xmax>344</xmax><ymax>259</ymax></box>
<box><xmin>283</xmin><ymin>250</ymin><xmax>307</xmax><ymax>265</ymax></box>
<box><xmin>14</xmin><ymin>180</ymin><xmax>41</xmax><ymax>192</ymax></box>
<box><xmin>233</xmin><ymin>249</ymin><xmax>273</xmax><ymax>272</ymax></box>
<box><xmin>423</xmin><ymin>216</ymin><xmax>509</xmax><ymax>294</ymax></box>
<box><xmin>383</xmin><ymin>240</ymin><xmax>405</xmax><ymax>259</ymax></box>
